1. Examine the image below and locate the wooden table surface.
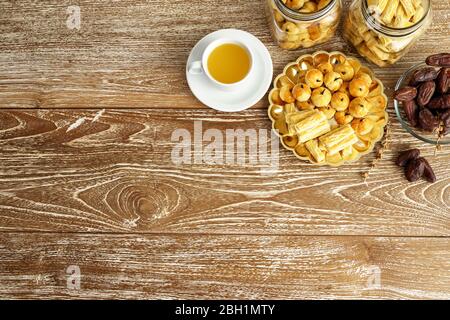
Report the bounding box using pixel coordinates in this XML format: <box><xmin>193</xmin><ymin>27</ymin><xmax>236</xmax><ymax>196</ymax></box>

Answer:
<box><xmin>0</xmin><ymin>0</ymin><xmax>449</xmax><ymax>300</ymax></box>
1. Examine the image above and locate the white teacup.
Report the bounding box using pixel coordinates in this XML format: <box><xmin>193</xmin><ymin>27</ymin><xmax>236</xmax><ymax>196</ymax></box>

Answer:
<box><xmin>188</xmin><ymin>38</ymin><xmax>254</xmax><ymax>91</ymax></box>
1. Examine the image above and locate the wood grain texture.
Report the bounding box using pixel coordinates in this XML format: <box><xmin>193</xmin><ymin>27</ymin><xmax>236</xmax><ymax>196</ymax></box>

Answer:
<box><xmin>0</xmin><ymin>0</ymin><xmax>449</xmax><ymax>300</ymax></box>
<box><xmin>0</xmin><ymin>109</ymin><xmax>449</xmax><ymax>235</ymax></box>
<box><xmin>0</xmin><ymin>233</ymin><xmax>449</xmax><ymax>299</ymax></box>
<box><xmin>0</xmin><ymin>0</ymin><xmax>449</xmax><ymax>109</ymax></box>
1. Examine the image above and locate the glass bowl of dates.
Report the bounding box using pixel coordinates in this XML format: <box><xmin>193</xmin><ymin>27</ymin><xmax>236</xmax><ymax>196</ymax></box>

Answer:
<box><xmin>394</xmin><ymin>54</ymin><xmax>450</xmax><ymax>145</ymax></box>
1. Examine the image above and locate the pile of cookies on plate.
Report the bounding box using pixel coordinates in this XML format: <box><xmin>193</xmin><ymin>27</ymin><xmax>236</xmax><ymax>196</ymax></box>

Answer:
<box><xmin>268</xmin><ymin>51</ymin><xmax>388</xmax><ymax>166</ymax></box>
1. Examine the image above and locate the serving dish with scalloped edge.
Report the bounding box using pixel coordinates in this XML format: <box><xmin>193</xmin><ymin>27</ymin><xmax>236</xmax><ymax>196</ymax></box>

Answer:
<box><xmin>268</xmin><ymin>51</ymin><xmax>389</xmax><ymax>166</ymax></box>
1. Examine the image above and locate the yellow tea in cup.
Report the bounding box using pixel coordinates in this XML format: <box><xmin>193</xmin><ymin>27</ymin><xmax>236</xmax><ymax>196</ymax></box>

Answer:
<box><xmin>207</xmin><ymin>43</ymin><xmax>251</xmax><ymax>84</ymax></box>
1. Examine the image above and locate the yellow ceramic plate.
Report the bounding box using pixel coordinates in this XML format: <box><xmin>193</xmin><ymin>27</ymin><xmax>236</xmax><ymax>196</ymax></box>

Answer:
<box><xmin>268</xmin><ymin>51</ymin><xmax>388</xmax><ymax>166</ymax></box>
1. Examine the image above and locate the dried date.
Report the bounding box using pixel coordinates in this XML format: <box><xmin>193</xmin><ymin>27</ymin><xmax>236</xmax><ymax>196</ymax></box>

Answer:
<box><xmin>405</xmin><ymin>158</ymin><xmax>425</xmax><ymax>182</ymax></box>
<box><xmin>426</xmin><ymin>53</ymin><xmax>450</xmax><ymax>67</ymax></box>
<box><xmin>441</xmin><ymin>109</ymin><xmax>450</xmax><ymax>126</ymax></box>
<box><xmin>437</xmin><ymin>67</ymin><xmax>450</xmax><ymax>94</ymax></box>
<box><xmin>441</xmin><ymin>110</ymin><xmax>450</xmax><ymax>135</ymax></box>
<box><xmin>402</xmin><ymin>100</ymin><xmax>419</xmax><ymax>126</ymax></box>
<box><xmin>427</xmin><ymin>94</ymin><xmax>450</xmax><ymax>110</ymax></box>
<box><xmin>418</xmin><ymin>108</ymin><xmax>439</xmax><ymax>132</ymax></box>
<box><xmin>417</xmin><ymin>158</ymin><xmax>437</xmax><ymax>183</ymax></box>
<box><xmin>394</xmin><ymin>86</ymin><xmax>417</xmax><ymax>101</ymax></box>
<box><xmin>411</xmin><ymin>67</ymin><xmax>438</xmax><ymax>84</ymax></box>
<box><xmin>396</xmin><ymin>149</ymin><xmax>437</xmax><ymax>184</ymax></box>
<box><xmin>396</xmin><ymin>149</ymin><xmax>420</xmax><ymax>167</ymax></box>
<box><xmin>417</xmin><ymin>81</ymin><xmax>435</xmax><ymax>107</ymax></box>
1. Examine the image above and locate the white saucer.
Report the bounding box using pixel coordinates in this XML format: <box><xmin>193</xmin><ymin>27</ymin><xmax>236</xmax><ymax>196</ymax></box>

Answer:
<box><xmin>186</xmin><ymin>29</ymin><xmax>273</xmax><ymax>112</ymax></box>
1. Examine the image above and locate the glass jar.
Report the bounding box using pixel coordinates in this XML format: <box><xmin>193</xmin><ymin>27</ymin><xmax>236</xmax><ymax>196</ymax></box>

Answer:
<box><xmin>266</xmin><ymin>0</ymin><xmax>342</xmax><ymax>50</ymax></box>
<box><xmin>343</xmin><ymin>0</ymin><xmax>432</xmax><ymax>67</ymax></box>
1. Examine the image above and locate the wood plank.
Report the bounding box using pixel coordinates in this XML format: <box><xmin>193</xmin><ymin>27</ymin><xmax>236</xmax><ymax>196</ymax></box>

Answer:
<box><xmin>0</xmin><ymin>233</ymin><xmax>449</xmax><ymax>299</ymax></box>
<box><xmin>0</xmin><ymin>0</ymin><xmax>449</xmax><ymax>109</ymax></box>
<box><xmin>0</xmin><ymin>109</ymin><xmax>449</xmax><ymax>235</ymax></box>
